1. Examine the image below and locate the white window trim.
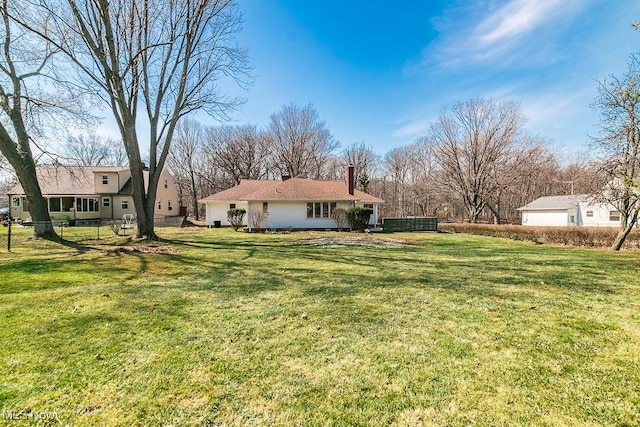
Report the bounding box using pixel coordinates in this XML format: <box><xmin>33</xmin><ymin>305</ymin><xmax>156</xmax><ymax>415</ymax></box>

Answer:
<box><xmin>307</xmin><ymin>202</ymin><xmax>337</xmax><ymax>219</ymax></box>
<box><xmin>76</xmin><ymin>197</ymin><xmax>100</xmax><ymax>213</ymax></box>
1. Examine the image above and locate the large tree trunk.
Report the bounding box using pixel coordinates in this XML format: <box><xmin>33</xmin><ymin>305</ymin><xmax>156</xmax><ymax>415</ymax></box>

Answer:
<box><xmin>612</xmin><ymin>210</ymin><xmax>639</xmax><ymax>251</ymax></box>
<box><xmin>0</xmin><ymin>132</ymin><xmax>56</xmax><ymax>239</ymax></box>
<box><xmin>486</xmin><ymin>200</ymin><xmax>502</xmax><ymax>225</ymax></box>
<box><xmin>131</xmin><ymin>169</ymin><xmax>158</xmax><ymax>240</ymax></box>
<box><xmin>467</xmin><ymin>195</ymin><xmax>485</xmax><ymax>223</ymax></box>
<box><xmin>189</xmin><ymin>170</ymin><xmax>199</xmax><ymax>221</ymax></box>
<box><xmin>21</xmin><ymin>178</ymin><xmax>56</xmax><ymax>239</ymax></box>
<box><xmin>137</xmin><ymin>209</ymin><xmax>156</xmax><ymax>240</ymax></box>
<box><xmin>612</xmin><ymin>223</ymin><xmax>635</xmax><ymax>251</ymax></box>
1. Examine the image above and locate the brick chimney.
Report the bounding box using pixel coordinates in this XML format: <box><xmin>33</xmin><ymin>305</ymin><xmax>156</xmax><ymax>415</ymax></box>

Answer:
<box><xmin>347</xmin><ymin>164</ymin><xmax>355</xmax><ymax>195</ymax></box>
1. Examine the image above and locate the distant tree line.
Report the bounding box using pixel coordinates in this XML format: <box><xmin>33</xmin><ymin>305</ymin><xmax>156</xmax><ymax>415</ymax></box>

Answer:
<box><xmin>157</xmin><ymin>100</ymin><xmax>603</xmax><ymax>224</ymax></box>
<box><xmin>0</xmin><ymin>0</ymin><xmax>635</xmax><ymax>250</ymax></box>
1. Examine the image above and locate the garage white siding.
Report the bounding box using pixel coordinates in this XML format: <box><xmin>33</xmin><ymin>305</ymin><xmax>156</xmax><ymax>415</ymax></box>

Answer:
<box><xmin>522</xmin><ymin>210</ymin><xmax>571</xmax><ymax>227</ymax></box>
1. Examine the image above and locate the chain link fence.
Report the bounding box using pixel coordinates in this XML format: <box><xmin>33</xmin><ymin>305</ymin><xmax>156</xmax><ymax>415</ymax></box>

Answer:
<box><xmin>0</xmin><ymin>219</ymin><xmax>137</xmax><ymax>252</ymax></box>
<box><xmin>1</xmin><ymin>216</ymin><xmax>185</xmax><ymax>252</ymax></box>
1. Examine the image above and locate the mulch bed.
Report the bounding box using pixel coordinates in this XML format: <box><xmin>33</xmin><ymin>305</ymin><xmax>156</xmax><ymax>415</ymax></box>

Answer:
<box><xmin>110</xmin><ymin>246</ymin><xmax>177</xmax><ymax>255</ymax></box>
<box><xmin>297</xmin><ymin>235</ymin><xmax>408</xmax><ymax>248</ymax></box>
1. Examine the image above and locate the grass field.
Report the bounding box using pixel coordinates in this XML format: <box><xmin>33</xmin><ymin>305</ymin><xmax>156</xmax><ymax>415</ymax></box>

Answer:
<box><xmin>1</xmin><ymin>228</ymin><xmax>639</xmax><ymax>426</ymax></box>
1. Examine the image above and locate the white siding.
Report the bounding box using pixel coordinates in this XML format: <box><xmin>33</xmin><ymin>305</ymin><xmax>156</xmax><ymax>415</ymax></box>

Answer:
<box><xmin>204</xmin><ymin>201</ymin><xmax>249</xmax><ymax>226</ymax></box>
<box><xmin>204</xmin><ymin>199</ymin><xmax>381</xmax><ymax>229</ymax></box>
<box><xmin>522</xmin><ymin>210</ymin><xmax>571</xmax><ymax>227</ymax></box>
<box><xmin>355</xmin><ymin>201</ymin><xmax>379</xmax><ymax>225</ymax></box>
<box><xmin>579</xmin><ymin>201</ymin><xmax>621</xmax><ymax>227</ymax></box>
<box><xmin>249</xmin><ymin>201</ymin><xmax>353</xmax><ymax>229</ymax></box>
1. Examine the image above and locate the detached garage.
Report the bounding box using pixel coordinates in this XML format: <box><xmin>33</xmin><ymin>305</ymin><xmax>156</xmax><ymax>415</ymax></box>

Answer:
<box><xmin>519</xmin><ymin>194</ymin><xmax>623</xmax><ymax>227</ymax></box>
<box><xmin>518</xmin><ymin>195</ymin><xmax>584</xmax><ymax>227</ymax></box>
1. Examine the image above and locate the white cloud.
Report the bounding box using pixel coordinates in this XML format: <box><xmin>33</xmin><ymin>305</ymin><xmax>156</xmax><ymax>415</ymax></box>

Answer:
<box><xmin>422</xmin><ymin>0</ymin><xmax>590</xmax><ymax>68</ymax></box>
<box><xmin>392</xmin><ymin>117</ymin><xmax>432</xmax><ymax>139</ymax></box>
<box><xmin>477</xmin><ymin>0</ymin><xmax>565</xmax><ymax>47</ymax></box>
<box><xmin>521</xmin><ymin>86</ymin><xmax>597</xmax><ymax>139</ymax></box>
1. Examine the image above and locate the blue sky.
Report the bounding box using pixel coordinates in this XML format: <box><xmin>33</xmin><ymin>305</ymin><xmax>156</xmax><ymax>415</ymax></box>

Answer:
<box><xmin>213</xmin><ymin>0</ymin><xmax>640</xmax><ymax>159</ymax></box>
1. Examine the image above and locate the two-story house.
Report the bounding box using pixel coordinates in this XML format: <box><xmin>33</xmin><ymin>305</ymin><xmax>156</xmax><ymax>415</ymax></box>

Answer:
<box><xmin>7</xmin><ymin>165</ymin><xmax>179</xmax><ymax>223</ymax></box>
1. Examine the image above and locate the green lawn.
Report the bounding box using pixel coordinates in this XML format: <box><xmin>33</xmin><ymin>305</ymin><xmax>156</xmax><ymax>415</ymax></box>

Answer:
<box><xmin>1</xmin><ymin>228</ymin><xmax>639</xmax><ymax>426</ymax></box>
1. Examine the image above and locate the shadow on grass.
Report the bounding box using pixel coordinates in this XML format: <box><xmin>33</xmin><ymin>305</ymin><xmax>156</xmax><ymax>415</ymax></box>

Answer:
<box><xmin>155</xmin><ymin>236</ymin><xmax>628</xmax><ymax>308</ymax></box>
<box><xmin>3</xmin><ymin>231</ymin><xmax>633</xmax><ymax>304</ymax></box>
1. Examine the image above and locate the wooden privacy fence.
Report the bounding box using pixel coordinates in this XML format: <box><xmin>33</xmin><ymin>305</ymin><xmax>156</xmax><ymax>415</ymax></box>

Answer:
<box><xmin>383</xmin><ymin>217</ymin><xmax>438</xmax><ymax>232</ymax></box>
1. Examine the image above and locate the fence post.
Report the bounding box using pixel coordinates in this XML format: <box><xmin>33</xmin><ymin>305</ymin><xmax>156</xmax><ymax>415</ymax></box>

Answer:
<box><xmin>97</xmin><ymin>221</ymin><xmax>100</xmax><ymax>240</ymax></box>
<box><xmin>7</xmin><ymin>219</ymin><xmax>11</xmax><ymax>252</ymax></box>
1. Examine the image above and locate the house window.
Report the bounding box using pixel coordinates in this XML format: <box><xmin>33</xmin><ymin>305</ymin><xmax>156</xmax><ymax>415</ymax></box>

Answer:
<box><xmin>168</xmin><ymin>200</ymin><xmax>172</xmax><ymax>211</ymax></box>
<box><xmin>49</xmin><ymin>197</ymin><xmax>61</xmax><ymax>212</ymax></box>
<box><xmin>586</xmin><ymin>210</ymin><xmax>593</xmax><ymax>217</ymax></box>
<box><xmin>12</xmin><ymin>196</ymin><xmax>20</xmax><ymax>207</ymax></box>
<box><xmin>102</xmin><ymin>175</ymin><xmax>109</xmax><ymax>185</ymax></box>
<box><xmin>62</xmin><ymin>197</ymin><xmax>74</xmax><ymax>212</ymax></box>
<box><xmin>76</xmin><ymin>198</ymin><xmax>99</xmax><ymax>212</ymax></box>
<box><xmin>102</xmin><ymin>197</ymin><xmax>110</xmax><ymax>208</ymax></box>
<box><xmin>229</xmin><ymin>203</ymin><xmax>236</xmax><ymax>209</ymax></box>
<box><xmin>363</xmin><ymin>203</ymin><xmax>374</xmax><ymax>210</ymax></box>
<box><xmin>121</xmin><ymin>199</ymin><xmax>129</xmax><ymax>210</ymax></box>
<box><xmin>570</xmin><ymin>215</ymin><xmax>575</xmax><ymax>224</ymax></box>
<box><xmin>610</xmin><ymin>211</ymin><xmax>621</xmax><ymax>222</ymax></box>
<box><xmin>158</xmin><ymin>200</ymin><xmax>162</xmax><ymax>210</ymax></box>
<box><xmin>164</xmin><ymin>179</ymin><xmax>168</xmax><ymax>189</ymax></box>
<box><xmin>306</xmin><ymin>202</ymin><xmax>337</xmax><ymax>219</ymax></box>
<box><xmin>263</xmin><ymin>202</ymin><xmax>268</xmax><ymax>213</ymax></box>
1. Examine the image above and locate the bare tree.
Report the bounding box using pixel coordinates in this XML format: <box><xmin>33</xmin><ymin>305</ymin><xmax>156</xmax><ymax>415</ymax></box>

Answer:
<box><xmin>268</xmin><ymin>103</ymin><xmax>338</xmax><ymax>179</ymax></box>
<box><xmin>25</xmin><ymin>0</ymin><xmax>251</xmax><ymax>239</ymax></box>
<box><xmin>592</xmin><ymin>53</ymin><xmax>640</xmax><ymax>250</ymax></box>
<box><xmin>204</xmin><ymin>124</ymin><xmax>271</xmax><ymax>187</ymax></box>
<box><xmin>384</xmin><ymin>146</ymin><xmax>411</xmax><ymax>218</ymax></box>
<box><xmin>167</xmin><ymin>119</ymin><xmax>205</xmax><ymax>219</ymax></box>
<box><xmin>342</xmin><ymin>141</ymin><xmax>379</xmax><ymax>192</ymax></box>
<box><xmin>0</xmin><ymin>151</ymin><xmax>10</xmax><ymax>174</ymax></box>
<box><xmin>431</xmin><ymin>98</ymin><xmax>530</xmax><ymax>223</ymax></box>
<box><xmin>61</xmin><ymin>133</ymin><xmax>111</xmax><ymax>166</ymax></box>
<box><xmin>317</xmin><ymin>155</ymin><xmax>344</xmax><ymax>180</ymax></box>
<box><xmin>108</xmin><ymin>142</ymin><xmax>128</xmax><ymax>167</ymax></box>
<box><xmin>0</xmin><ymin>0</ymin><xmax>62</xmax><ymax>238</ymax></box>
<box><xmin>406</xmin><ymin>137</ymin><xmax>440</xmax><ymax>217</ymax></box>
<box><xmin>482</xmin><ymin>137</ymin><xmax>551</xmax><ymax>224</ymax></box>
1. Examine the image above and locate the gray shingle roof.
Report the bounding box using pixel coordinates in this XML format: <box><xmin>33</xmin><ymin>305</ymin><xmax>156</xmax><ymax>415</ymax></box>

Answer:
<box><xmin>518</xmin><ymin>194</ymin><xmax>589</xmax><ymax>211</ymax></box>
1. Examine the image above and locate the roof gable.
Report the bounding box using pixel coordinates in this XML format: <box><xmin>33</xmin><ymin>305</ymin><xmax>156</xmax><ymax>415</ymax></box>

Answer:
<box><xmin>518</xmin><ymin>194</ymin><xmax>589</xmax><ymax>211</ymax></box>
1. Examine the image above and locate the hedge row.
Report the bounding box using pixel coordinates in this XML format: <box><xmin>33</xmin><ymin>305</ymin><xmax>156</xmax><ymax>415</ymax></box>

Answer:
<box><xmin>439</xmin><ymin>223</ymin><xmax>640</xmax><ymax>249</ymax></box>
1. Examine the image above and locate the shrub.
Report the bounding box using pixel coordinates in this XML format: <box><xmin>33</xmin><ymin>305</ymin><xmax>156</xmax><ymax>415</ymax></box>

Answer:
<box><xmin>347</xmin><ymin>207</ymin><xmax>372</xmax><ymax>232</ymax></box>
<box><xmin>249</xmin><ymin>207</ymin><xmax>268</xmax><ymax>230</ymax></box>
<box><xmin>439</xmin><ymin>223</ymin><xmax>640</xmax><ymax>249</ymax></box>
<box><xmin>227</xmin><ymin>208</ymin><xmax>246</xmax><ymax>231</ymax></box>
<box><xmin>331</xmin><ymin>208</ymin><xmax>349</xmax><ymax>231</ymax></box>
